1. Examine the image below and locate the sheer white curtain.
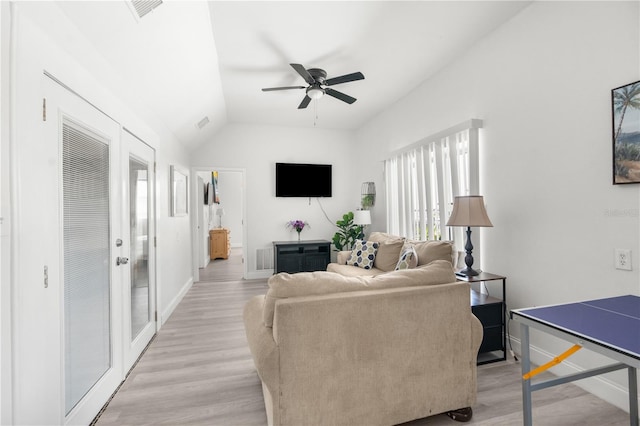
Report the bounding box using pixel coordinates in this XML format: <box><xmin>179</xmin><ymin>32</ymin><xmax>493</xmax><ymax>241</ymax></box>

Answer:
<box><xmin>384</xmin><ymin>120</ymin><xmax>482</xmax><ymax>252</ymax></box>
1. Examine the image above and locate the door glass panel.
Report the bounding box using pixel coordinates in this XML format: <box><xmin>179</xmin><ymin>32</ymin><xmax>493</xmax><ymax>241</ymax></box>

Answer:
<box><xmin>130</xmin><ymin>157</ymin><xmax>150</xmax><ymax>339</ymax></box>
<box><xmin>63</xmin><ymin>121</ymin><xmax>111</xmax><ymax>414</ymax></box>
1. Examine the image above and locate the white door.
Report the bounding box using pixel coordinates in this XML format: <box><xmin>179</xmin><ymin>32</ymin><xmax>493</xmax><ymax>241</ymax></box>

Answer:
<box><xmin>12</xmin><ymin>75</ymin><xmax>123</xmax><ymax>425</ymax></box>
<box><xmin>122</xmin><ymin>130</ymin><xmax>156</xmax><ymax>371</ymax></box>
<box><xmin>51</xmin><ymin>79</ymin><xmax>124</xmax><ymax>425</ymax></box>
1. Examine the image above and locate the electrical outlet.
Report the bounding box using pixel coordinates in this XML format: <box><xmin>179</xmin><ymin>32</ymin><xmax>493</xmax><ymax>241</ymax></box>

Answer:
<box><xmin>615</xmin><ymin>249</ymin><xmax>632</xmax><ymax>271</ymax></box>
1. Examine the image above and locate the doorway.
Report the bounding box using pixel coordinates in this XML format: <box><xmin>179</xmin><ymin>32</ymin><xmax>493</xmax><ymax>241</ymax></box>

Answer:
<box><xmin>191</xmin><ymin>167</ymin><xmax>247</xmax><ymax>281</ymax></box>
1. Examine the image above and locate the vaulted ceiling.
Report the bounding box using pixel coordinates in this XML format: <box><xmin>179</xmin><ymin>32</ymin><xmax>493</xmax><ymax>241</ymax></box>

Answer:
<box><xmin>54</xmin><ymin>1</ymin><xmax>531</xmax><ymax>151</ymax></box>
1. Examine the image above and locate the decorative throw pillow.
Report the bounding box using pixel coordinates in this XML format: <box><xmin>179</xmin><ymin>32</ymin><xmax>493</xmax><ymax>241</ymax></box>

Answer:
<box><xmin>395</xmin><ymin>245</ymin><xmax>418</xmax><ymax>270</ymax></box>
<box><xmin>346</xmin><ymin>239</ymin><xmax>379</xmax><ymax>270</ymax></box>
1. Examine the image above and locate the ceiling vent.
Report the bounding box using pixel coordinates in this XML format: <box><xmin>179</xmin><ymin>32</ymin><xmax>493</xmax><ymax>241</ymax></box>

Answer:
<box><xmin>129</xmin><ymin>0</ymin><xmax>163</xmax><ymax>20</ymax></box>
<box><xmin>196</xmin><ymin>116</ymin><xmax>210</xmax><ymax>130</ymax></box>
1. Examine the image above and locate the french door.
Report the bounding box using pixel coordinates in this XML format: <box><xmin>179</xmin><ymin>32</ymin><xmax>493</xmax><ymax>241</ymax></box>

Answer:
<box><xmin>12</xmin><ymin>75</ymin><xmax>157</xmax><ymax>424</ymax></box>
<box><xmin>122</xmin><ymin>130</ymin><xmax>156</xmax><ymax>371</ymax></box>
<box><xmin>43</xmin><ymin>77</ymin><xmax>123</xmax><ymax>425</ymax></box>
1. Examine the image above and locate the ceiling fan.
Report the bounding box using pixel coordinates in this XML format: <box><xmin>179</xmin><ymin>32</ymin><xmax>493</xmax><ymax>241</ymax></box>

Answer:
<box><xmin>262</xmin><ymin>63</ymin><xmax>365</xmax><ymax>109</ymax></box>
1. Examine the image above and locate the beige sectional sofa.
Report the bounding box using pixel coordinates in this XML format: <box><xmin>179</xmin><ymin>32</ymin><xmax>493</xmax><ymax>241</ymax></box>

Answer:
<box><xmin>327</xmin><ymin>232</ymin><xmax>456</xmax><ymax>277</ymax></box>
<box><xmin>243</xmin><ymin>257</ymin><xmax>483</xmax><ymax>426</ymax></box>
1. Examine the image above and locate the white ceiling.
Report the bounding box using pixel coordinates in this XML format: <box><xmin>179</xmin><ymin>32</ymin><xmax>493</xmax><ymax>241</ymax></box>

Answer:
<box><xmin>54</xmin><ymin>1</ymin><xmax>531</xmax><ymax>151</ymax></box>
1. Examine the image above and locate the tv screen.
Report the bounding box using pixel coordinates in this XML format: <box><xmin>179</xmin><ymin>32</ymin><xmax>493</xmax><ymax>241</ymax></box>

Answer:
<box><xmin>276</xmin><ymin>163</ymin><xmax>332</xmax><ymax>197</ymax></box>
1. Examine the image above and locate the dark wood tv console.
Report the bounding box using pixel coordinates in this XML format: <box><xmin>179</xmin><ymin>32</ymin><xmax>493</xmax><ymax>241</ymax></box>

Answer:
<box><xmin>273</xmin><ymin>240</ymin><xmax>331</xmax><ymax>273</ymax></box>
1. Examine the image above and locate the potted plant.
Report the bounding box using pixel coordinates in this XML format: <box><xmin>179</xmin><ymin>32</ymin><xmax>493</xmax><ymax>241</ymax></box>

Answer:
<box><xmin>332</xmin><ymin>212</ymin><xmax>363</xmax><ymax>251</ymax></box>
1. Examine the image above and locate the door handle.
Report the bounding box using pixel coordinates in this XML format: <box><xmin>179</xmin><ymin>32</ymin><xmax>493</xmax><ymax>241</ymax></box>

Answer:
<box><xmin>116</xmin><ymin>257</ymin><xmax>129</xmax><ymax>266</ymax></box>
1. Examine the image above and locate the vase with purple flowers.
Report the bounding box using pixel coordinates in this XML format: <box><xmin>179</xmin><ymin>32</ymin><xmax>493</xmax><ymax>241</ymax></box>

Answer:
<box><xmin>286</xmin><ymin>219</ymin><xmax>309</xmax><ymax>242</ymax></box>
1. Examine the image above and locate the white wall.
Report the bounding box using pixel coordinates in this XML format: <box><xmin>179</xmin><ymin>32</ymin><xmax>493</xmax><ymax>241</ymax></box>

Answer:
<box><xmin>191</xmin><ymin>123</ymin><xmax>358</xmax><ymax>278</ymax></box>
<box><xmin>217</xmin><ymin>170</ymin><xmax>243</xmax><ymax>247</ymax></box>
<box><xmin>0</xmin><ymin>2</ymin><xmax>10</xmax><ymax>423</ymax></box>
<box><xmin>355</xmin><ymin>1</ymin><xmax>640</xmax><ymax>411</ymax></box>
<box><xmin>5</xmin><ymin>3</ymin><xmax>193</xmax><ymax>423</ymax></box>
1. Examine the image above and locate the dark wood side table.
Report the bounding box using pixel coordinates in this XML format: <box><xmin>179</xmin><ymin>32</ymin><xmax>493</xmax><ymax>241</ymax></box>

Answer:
<box><xmin>457</xmin><ymin>272</ymin><xmax>507</xmax><ymax>365</ymax></box>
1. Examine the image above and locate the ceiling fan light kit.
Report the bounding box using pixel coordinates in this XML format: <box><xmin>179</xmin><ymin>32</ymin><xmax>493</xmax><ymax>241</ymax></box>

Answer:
<box><xmin>306</xmin><ymin>86</ymin><xmax>324</xmax><ymax>100</ymax></box>
<box><xmin>262</xmin><ymin>63</ymin><xmax>364</xmax><ymax>109</ymax></box>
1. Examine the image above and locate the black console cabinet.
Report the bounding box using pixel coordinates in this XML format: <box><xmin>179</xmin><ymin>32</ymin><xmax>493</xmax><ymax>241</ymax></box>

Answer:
<box><xmin>273</xmin><ymin>240</ymin><xmax>331</xmax><ymax>273</ymax></box>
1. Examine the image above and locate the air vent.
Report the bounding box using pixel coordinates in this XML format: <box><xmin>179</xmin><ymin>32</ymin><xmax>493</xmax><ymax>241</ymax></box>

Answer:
<box><xmin>130</xmin><ymin>0</ymin><xmax>163</xmax><ymax>20</ymax></box>
<box><xmin>256</xmin><ymin>248</ymin><xmax>274</xmax><ymax>270</ymax></box>
<box><xmin>196</xmin><ymin>116</ymin><xmax>210</xmax><ymax>130</ymax></box>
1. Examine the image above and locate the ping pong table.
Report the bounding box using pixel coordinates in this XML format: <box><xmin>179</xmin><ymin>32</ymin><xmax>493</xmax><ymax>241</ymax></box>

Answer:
<box><xmin>511</xmin><ymin>295</ymin><xmax>640</xmax><ymax>426</ymax></box>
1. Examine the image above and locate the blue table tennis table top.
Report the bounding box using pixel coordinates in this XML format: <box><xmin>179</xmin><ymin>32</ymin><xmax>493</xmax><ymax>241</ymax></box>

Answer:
<box><xmin>514</xmin><ymin>295</ymin><xmax>640</xmax><ymax>360</ymax></box>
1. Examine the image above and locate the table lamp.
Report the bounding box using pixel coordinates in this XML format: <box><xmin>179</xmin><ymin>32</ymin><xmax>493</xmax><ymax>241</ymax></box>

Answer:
<box><xmin>216</xmin><ymin>208</ymin><xmax>225</xmax><ymax>228</ymax></box>
<box><xmin>446</xmin><ymin>196</ymin><xmax>493</xmax><ymax>276</ymax></box>
<box><xmin>353</xmin><ymin>209</ymin><xmax>371</xmax><ymax>239</ymax></box>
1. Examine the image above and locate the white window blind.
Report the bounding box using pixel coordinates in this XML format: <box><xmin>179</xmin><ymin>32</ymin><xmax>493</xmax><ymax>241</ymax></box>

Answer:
<box><xmin>63</xmin><ymin>120</ymin><xmax>111</xmax><ymax>414</ymax></box>
<box><xmin>384</xmin><ymin>119</ymin><xmax>482</xmax><ymax>251</ymax></box>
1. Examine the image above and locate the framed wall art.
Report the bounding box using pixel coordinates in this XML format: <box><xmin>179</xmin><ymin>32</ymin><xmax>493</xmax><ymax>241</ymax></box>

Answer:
<box><xmin>612</xmin><ymin>80</ymin><xmax>640</xmax><ymax>184</ymax></box>
<box><xmin>211</xmin><ymin>170</ymin><xmax>220</xmax><ymax>204</ymax></box>
<box><xmin>171</xmin><ymin>165</ymin><xmax>188</xmax><ymax>216</ymax></box>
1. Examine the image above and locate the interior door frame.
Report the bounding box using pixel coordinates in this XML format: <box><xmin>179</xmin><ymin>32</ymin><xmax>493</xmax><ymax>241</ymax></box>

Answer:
<box><xmin>190</xmin><ymin>166</ymin><xmax>247</xmax><ymax>281</ymax></box>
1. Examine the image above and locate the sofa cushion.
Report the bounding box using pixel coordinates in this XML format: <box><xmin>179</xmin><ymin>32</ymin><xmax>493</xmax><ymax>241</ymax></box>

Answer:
<box><xmin>262</xmin><ymin>260</ymin><xmax>456</xmax><ymax>327</ymax></box>
<box><xmin>408</xmin><ymin>240</ymin><xmax>454</xmax><ymax>266</ymax></box>
<box><xmin>368</xmin><ymin>231</ymin><xmax>402</xmax><ymax>242</ymax></box>
<box><xmin>395</xmin><ymin>245</ymin><xmax>418</xmax><ymax>270</ymax></box>
<box><xmin>367</xmin><ymin>232</ymin><xmax>405</xmax><ymax>272</ymax></box>
<box><xmin>346</xmin><ymin>239</ymin><xmax>379</xmax><ymax>269</ymax></box>
<box><xmin>327</xmin><ymin>263</ymin><xmax>383</xmax><ymax>277</ymax></box>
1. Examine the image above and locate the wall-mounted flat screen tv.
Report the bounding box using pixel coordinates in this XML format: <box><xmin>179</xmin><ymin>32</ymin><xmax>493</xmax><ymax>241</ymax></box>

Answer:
<box><xmin>276</xmin><ymin>162</ymin><xmax>332</xmax><ymax>197</ymax></box>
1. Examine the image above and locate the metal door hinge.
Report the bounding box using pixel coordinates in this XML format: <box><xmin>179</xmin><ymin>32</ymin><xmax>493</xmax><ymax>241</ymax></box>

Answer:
<box><xmin>44</xmin><ymin>265</ymin><xmax>48</xmax><ymax>288</ymax></box>
<box><xmin>154</xmin><ymin>311</ymin><xmax>158</xmax><ymax>322</ymax></box>
<box><xmin>42</xmin><ymin>98</ymin><xmax>46</xmax><ymax>121</ymax></box>
<box><xmin>154</xmin><ymin>236</ymin><xmax>157</xmax><ymax>247</ymax></box>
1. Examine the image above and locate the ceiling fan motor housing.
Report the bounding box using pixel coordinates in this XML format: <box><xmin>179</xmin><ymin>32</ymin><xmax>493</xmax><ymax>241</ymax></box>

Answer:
<box><xmin>307</xmin><ymin>68</ymin><xmax>327</xmax><ymax>84</ymax></box>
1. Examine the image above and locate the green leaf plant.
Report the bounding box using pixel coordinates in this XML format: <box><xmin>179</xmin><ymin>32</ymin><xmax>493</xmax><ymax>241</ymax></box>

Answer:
<box><xmin>332</xmin><ymin>211</ymin><xmax>364</xmax><ymax>251</ymax></box>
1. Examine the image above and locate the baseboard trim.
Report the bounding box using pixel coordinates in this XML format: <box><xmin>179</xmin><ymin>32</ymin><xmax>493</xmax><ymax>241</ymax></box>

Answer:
<box><xmin>160</xmin><ymin>277</ymin><xmax>193</xmax><ymax>326</ymax></box>
<box><xmin>510</xmin><ymin>336</ymin><xmax>637</xmax><ymax>413</ymax></box>
<box><xmin>246</xmin><ymin>270</ymin><xmax>273</xmax><ymax>280</ymax></box>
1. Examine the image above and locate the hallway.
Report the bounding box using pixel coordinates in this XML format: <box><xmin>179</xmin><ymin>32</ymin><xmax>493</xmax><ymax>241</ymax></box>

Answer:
<box><xmin>198</xmin><ymin>247</ymin><xmax>245</xmax><ymax>282</ymax></box>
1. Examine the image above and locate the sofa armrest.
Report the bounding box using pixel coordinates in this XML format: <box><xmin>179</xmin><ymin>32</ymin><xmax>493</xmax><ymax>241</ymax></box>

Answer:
<box><xmin>243</xmin><ymin>295</ymin><xmax>280</xmax><ymax>393</ymax></box>
<box><xmin>336</xmin><ymin>250</ymin><xmax>351</xmax><ymax>265</ymax></box>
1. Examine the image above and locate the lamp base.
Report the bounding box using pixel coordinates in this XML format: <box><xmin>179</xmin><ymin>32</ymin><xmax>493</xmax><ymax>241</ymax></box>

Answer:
<box><xmin>456</xmin><ymin>267</ymin><xmax>481</xmax><ymax>277</ymax></box>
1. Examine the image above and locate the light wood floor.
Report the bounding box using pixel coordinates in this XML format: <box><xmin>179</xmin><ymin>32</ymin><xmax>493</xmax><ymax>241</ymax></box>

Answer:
<box><xmin>96</xmin><ymin>250</ymin><xmax>630</xmax><ymax>425</ymax></box>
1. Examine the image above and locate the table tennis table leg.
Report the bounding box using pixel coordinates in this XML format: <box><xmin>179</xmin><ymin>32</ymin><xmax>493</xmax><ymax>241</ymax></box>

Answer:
<box><xmin>629</xmin><ymin>367</ymin><xmax>638</xmax><ymax>426</ymax></box>
<box><xmin>521</xmin><ymin>323</ymin><xmax>533</xmax><ymax>426</ymax></box>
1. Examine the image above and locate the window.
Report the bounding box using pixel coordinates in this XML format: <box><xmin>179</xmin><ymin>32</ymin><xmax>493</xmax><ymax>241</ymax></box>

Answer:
<box><xmin>384</xmin><ymin>119</ymin><xmax>482</xmax><ymax>251</ymax></box>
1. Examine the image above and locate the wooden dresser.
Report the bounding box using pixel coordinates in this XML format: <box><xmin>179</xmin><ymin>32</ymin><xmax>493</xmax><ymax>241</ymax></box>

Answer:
<box><xmin>210</xmin><ymin>228</ymin><xmax>230</xmax><ymax>260</ymax></box>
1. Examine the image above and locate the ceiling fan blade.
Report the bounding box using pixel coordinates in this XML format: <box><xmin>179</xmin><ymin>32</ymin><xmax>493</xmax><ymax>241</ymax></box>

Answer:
<box><xmin>325</xmin><ymin>72</ymin><xmax>365</xmax><ymax>86</ymax></box>
<box><xmin>262</xmin><ymin>86</ymin><xmax>306</xmax><ymax>92</ymax></box>
<box><xmin>298</xmin><ymin>95</ymin><xmax>312</xmax><ymax>109</ymax></box>
<box><xmin>290</xmin><ymin>63</ymin><xmax>315</xmax><ymax>85</ymax></box>
<box><xmin>325</xmin><ymin>88</ymin><xmax>357</xmax><ymax>104</ymax></box>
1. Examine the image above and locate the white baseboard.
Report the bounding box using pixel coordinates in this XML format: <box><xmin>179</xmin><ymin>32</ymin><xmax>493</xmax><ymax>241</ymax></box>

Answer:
<box><xmin>246</xmin><ymin>270</ymin><xmax>273</xmax><ymax>280</ymax></box>
<box><xmin>510</xmin><ymin>336</ymin><xmax>637</xmax><ymax>413</ymax></box>
<box><xmin>160</xmin><ymin>277</ymin><xmax>193</xmax><ymax>326</ymax></box>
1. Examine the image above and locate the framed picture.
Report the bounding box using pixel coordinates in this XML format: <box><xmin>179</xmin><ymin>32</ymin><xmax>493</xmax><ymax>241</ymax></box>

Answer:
<box><xmin>171</xmin><ymin>165</ymin><xmax>188</xmax><ymax>216</ymax></box>
<box><xmin>211</xmin><ymin>171</ymin><xmax>220</xmax><ymax>204</ymax></box>
<box><xmin>612</xmin><ymin>80</ymin><xmax>640</xmax><ymax>184</ymax></box>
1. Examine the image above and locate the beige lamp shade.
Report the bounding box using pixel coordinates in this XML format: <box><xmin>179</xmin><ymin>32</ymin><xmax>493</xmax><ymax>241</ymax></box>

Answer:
<box><xmin>353</xmin><ymin>210</ymin><xmax>371</xmax><ymax>225</ymax></box>
<box><xmin>446</xmin><ymin>196</ymin><xmax>493</xmax><ymax>227</ymax></box>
